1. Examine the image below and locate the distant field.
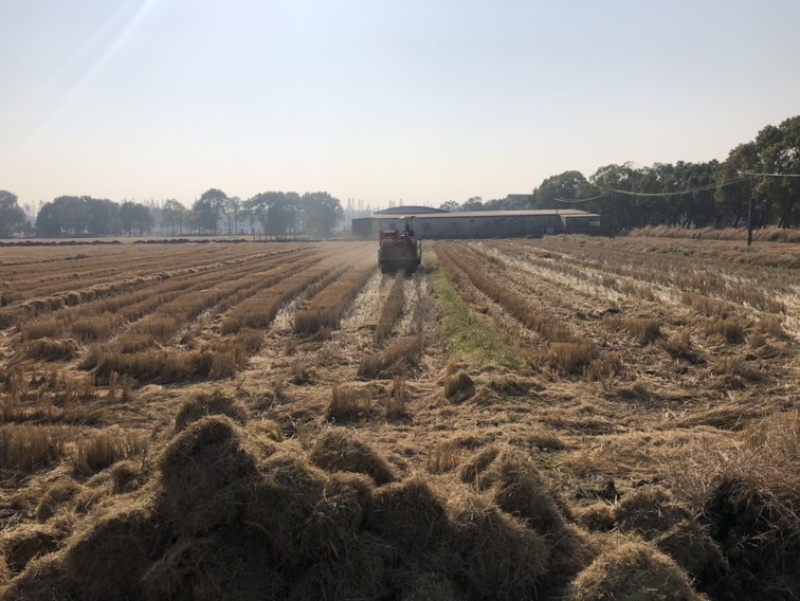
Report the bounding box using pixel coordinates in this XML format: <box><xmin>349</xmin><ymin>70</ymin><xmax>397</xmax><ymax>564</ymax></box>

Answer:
<box><xmin>1</xmin><ymin>237</ymin><xmax>799</xmax><ymax>599</ymax></box>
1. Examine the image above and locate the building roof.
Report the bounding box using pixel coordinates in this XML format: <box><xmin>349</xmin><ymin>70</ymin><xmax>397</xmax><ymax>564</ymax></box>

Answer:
<box><xmin>370</xmin><ymin>209</ymin><xmax>600</xmax><ymax>220</ymax></box>
<box><xmin>373</xmin><ymin>205</ymin><xmax>446</xmax><ymax>215</ymax></box>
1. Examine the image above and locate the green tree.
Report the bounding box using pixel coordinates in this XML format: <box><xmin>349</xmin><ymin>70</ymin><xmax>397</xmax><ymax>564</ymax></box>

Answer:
<box><xmin>245</xmin><ymin>192</ymin><xmax>276</xmax><ymax>236</ymax></box>
<box><xmin>245</xmin><ymin>192</ymin><xmax>299</xmax><ymax>237</ymax></box>
<box><xmin>225</xmin><ymin>196</ymin><xmax>242</xmax><ymax>235</ymax></box>
<box><xmin>461</xmin><ymin>196</ymin><xmax>485</xmax><ymax>211</ymax></box>
<box><xmin>35</xmin><ymin>200</ymin><xmax>63</xmax><ymax>237</ymax></box>
<box><xmin>300</xmin><ymin>192</ymin><xmax>344</xmax><ymax>237</ymax></box>
<box><xmin>192</xmin><ymin>188</ymin><xmax>228</xmax><ymax>234</ymax></box>
<box><xmin>716</xmin><ymin>143</ymin><xmax>757</xmax><ymax>227</ymax></box>
<box><xmin>717</xmin><ymin>117</ymin><xmax>800</xmax><ymax>230</ymax></box>
<box><xmin>0</xmin><ymin>190</ymin><xmax>28</xmax><ymax>237</ymax></box>
<box><xmin>531</xmin><ymin>171</ymin><xmax>591</xmax><ymax>209</ymax></box>
<box><xmin>629</xmin><ymin>163</ymin><xmax>673</xmax><ymax>225</ymax></box>
<box><xmin>35</xmin><ymin>196</ymin><xmax>89</xmax><ymax>237</ymax></box>
<box><xmin>239</xmin><ymin>203</ymin><xmax>256</xmax><ymax>236</ymax></box>
<box><xmin>85</xmin><ymin>198</ymin><xmax>119</xmax><ymax>235</ymax></box>
<box><xmin>161</xmin><ymin>200</ymin><xmax>189</xmax><ymax>236</ymax></box>
<box><xmin>485</xmin><ymin>195</ymin><xmax>530</xmax><ymax>210</ymax></box>
<box><xmin>587</xmin><ymin>163</ymin><xmax>642</xmax><ymax>231</ymax></box>
<box><xmin>269</xmin><ymin>192</ymin><xmax>300</xmax><ymax>237</ymax></box>
<box><xmin>757</xmin><ymin>116</ymin><xmax>800</xmax><ymax>227</ymax></box>
<box><xmin>118</xmin><ymin>201</ymin><xmax>155</xmax><ymax>236</ymax></box>
<box><xmin>678</xmin><ymin>161</ymin><xmax>719</xmax><ymax>228</ymax></box>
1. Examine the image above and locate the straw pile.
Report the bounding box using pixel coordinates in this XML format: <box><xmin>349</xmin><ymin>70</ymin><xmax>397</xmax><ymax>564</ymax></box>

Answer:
<box><xmin>34</xmin><ymin>478</ymin><xmax>85</xmax><ymax>522</ymax></box>
<box><xmin>0</xmin><ymin>418</ymin><xmax>711</xmax><ymax>600</ymax></box>
<box><xmin>172</xmin><ymin>389</ymin><xmax>250</xmax><ymax>432</ymax></box>
<box><xmin>62</xmin><ymin>504</ymin><xmax>167</xmax><ymax>601</ymax></box>
<box><xmin>701</xmin><ymin>475</ymin><xmax>800</xmax><ymax>599</ymax></box>
<box><xmin>159</xmin><ymin>416</ymin><xmax>264</xmax><ymax>534</ymax></box>
<box><xmin>309</xmin><ymin>429</ymin><xmax>397</xmax><ymax>485</ymax></box>
<box><xmin>568</xmin><ymin>541</ymin><xmax>704</xmax><ymax>601</ymax></box>
<box><xmin>0</xmin><ymin>524</ymin><xmax>65</xmax><ymax>575</ymax></box>
<box><xmin>458</xmin><ymin>444</ymin><xmax>594</xmax><ymax>595</ymax></box>
<box><xmin>575</xmin><ymin>485</ymin><xmax>731</xmax><ymax>596</ymax></box>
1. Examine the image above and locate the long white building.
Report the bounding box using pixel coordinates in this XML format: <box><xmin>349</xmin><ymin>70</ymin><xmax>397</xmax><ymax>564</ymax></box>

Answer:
<box><xmin>351</xmin><ymin>206</ymin><xmax>602</xmax><ymax>239</ymax></box>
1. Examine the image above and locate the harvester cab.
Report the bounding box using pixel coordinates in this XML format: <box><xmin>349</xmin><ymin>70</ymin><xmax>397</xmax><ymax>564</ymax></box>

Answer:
<box><xmin>378</xmin><ymin>217</ymin><xmax>422</xmax><ymax>275</ymax></box>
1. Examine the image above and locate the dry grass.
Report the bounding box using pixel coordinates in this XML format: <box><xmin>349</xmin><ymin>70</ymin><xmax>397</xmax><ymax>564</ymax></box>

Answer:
<box><xmin>586</xmin><ymin>351</ymin><xmax>623</xmax><ymax>381</ymax></box>
<box><xmin>309</xmin><ymin>429</ymin><xmax>396</xmax><ymax>485</ymax></box>
<box><xmin>568</xmin><ymin>540</ymin><xmax>702</xmax><ymax>601</ymax></box>
<box><xmin>386</xmin><ymin>376</ymin><xmax>409</xmax><ymax>419</ymax></box>
<box><xmin>446</xmin><ymin>493</ymin><xmax>551</xmax><ymax>599</ymax></box>
<box><xmin>158</xmin><ymin>415</ymin><xmax>265</xmax><ymax>534</ymax></box>
<box><xmin>366</xmin><ymin>475</ymin><xmax>451</xmax><ymax>554</ymax></box>
<box><xmin>376</xmin><ymin>272</ymin><xmax>405</xmax><ymax>344</ymax></box>
<box><xmin>63</xmin><ymin>503</ymin><xmax>167</xmax><ymax>600</ymax></box>
<box><xmin>173</xmin><ymin>389</ymin><xmax>250</xmax><ymax>432</ymax></box>
<box><xmin>287</xmin><ymin>359</ymin><xmax>316</xmax><ymax>385</ymax></box>
<box><xmin>293</xmin><ymin>264</ymin><xmax>375</xmax><ymax>335</ymax></box>
<box><xmin>16</xmin><ymin>339</ymin><xmax>79</xmax><ymax>362</ymax></box>
<box><xmin>0</xmin><ymin>523</ymin><xmax>67</xmax><ymax>575</ymax></box>
<box><xmin>608</xmin><ymin>316</ymin><xmax>662</xmax><ymax>345</ymax></box>
<box><xmin>0</xmin><ymin>368</ymin><xmax>100</xmax><ymax>425</ymax></box>
<box><xmin>18</xmin><ymin>317</ymin><xmax>61</xmax><ymax>341</ymax></box>
<box><xmin>3</xmin><ymin>240</ymin><xmax>800</xmax><ymax>599</ymax></box>
<box><xmin>88</xmin><ymin>329</ymin><xmax>263</xmax><ymax>385</ymax></box>
<box><xmin>632</xmin><ymin>224</ymin><xmax>800</xmax><ymax>244</ymax></box>
<box><xmin>660</xmin><ymin>331</ymin><xmax>703</xmax><ymax>363</ymax></box>
<box><xmin>141</xmin><ymin>533</ymin><xmax>286</xmax><ymax>600</ymax></box>
<box><xmin>663</xmin><ymin>412</ymin><xmax>800</xmax><ymax>597</ymax></box>
<box><xmin>711</xmin><ymin>356</ymin><xmax>765</xmax><ymax>386</ymax></box>
<box><xmin>438</xmin><ymin>243</ymin><xmax>575</xmax><ymax>342</ymax></box>
<box><xmin>220</xmin><ymin>262</ymin><xmax>334</xmax><ymax>334</ymax></box>
<box><xmin>682</xmin><ymin>291</ymin><xmax>731</xmax><ymax>318</ymax></box>
<box><xmin>327</xmin><ymin>385</ymin><xmax>372</xmax><ymax>421</ymax></box>
<box><xmin>754</xmin><ymin>314</ymin><xmax>785</xmax><ymax>338</ymax></box>
<box><xmin>543</xmin><ymin>342</ymin><xmax>597</xmax><ymax>376</ymax></box>
<box><xmin>705</xmin><ymin>317</ymin><xmax>746</xmax><ymax>344</ymax></box>
<box><xmin>426</xmin><ymin>441</ymin><xmax>460</xmax><ymax>474</ymax></box>
<box><xmin>358</xmin><ymin>335</ymin><xmax>422</xmax><ymax>379</ymax></box>
<box><xmin>35</xmin><ymin>478</ymin><xmax>85</xmax><ymax>521</ymax></box>
<box><xmin>443</xmin><ymin>369</ymin><xmax>475</xmax><ymax>403</ymax></box>
<box><xmin>70</xmin><ymin>314</ymin><xmax>123</xmax><ymax>342</ymax></box>
<box><xmin>0</xmin><ymin>425</ymin><xmax>71</xmax><ymax>472</ymax></box>
<box><xmin>68</xmin><ymin>427</ymin><xmax>147</xmax><ymax>476</ymax></box>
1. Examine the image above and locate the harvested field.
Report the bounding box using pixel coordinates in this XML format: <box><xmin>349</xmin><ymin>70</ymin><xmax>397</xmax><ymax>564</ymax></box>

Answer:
<box><xmin>2</xmin><ymin>236</ymin><xmax>800</xmax><ymax>600</ymax></box>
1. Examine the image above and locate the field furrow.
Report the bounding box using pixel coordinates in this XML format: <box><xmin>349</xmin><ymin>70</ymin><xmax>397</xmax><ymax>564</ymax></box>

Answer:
<box><xmin>2</xmin><ymin>237</ymin><xmax>800</xmax><ymax>601</ymax></box>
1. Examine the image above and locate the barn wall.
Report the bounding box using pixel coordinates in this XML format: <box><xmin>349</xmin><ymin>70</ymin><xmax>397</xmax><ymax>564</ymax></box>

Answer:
<box><xmin>372</xmin><ymin>215</ymin><xmax>565</xmax><ymax>239</ymax></box>
<box><xmin>352</xmin><ymin>218</ymin><xmax>372</xmax><ymax>239</ymax></box>
<box><xmin>352</xmin><ymin>213</ymin><xmax>604</xmax><ymax>240</ymax></box>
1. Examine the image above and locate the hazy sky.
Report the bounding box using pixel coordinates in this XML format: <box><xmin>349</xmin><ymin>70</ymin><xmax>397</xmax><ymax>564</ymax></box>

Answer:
<box><xmin>1</xmin><ymin>1</ymin><xmax>799</xmax><ymax>209</ymax></box>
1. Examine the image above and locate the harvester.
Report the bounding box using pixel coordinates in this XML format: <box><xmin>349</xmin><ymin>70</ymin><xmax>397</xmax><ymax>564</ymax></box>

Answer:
<box><xmin>378</xmin><ymin>219</ymin><xmax>422</xmax><ymax>274</ymax></box>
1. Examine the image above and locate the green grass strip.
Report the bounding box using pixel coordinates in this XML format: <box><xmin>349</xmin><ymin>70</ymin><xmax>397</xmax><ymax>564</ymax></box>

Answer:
<box><xmin>432</xmin><ymin>266</ymin><xmax>525</xmax><ymax>370</ymax></box>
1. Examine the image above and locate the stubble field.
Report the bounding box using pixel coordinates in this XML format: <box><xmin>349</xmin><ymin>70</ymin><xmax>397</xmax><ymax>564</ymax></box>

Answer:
<box><xmin>1</xmin><ymin>236</ymin><xmax>799</xmax><ymax>600</ymax></box>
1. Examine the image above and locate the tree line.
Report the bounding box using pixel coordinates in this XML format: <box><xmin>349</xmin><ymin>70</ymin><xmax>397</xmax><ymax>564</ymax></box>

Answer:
<box><xmin>440</xmin><ymin>115</ymin><xmax>799</xmax><ymax>231</ymax></box>
<box><xmin>3</xmin><ymin>115</ymin><xmax>797</xmax><ymax>238</ymax></box>
<box><xmin>0</xmin><ymin>189</ymin><xmax>345</xmax><ymax>239</ymax></box>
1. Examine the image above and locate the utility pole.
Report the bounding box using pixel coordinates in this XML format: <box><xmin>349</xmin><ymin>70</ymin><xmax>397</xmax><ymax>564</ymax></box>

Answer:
<box><xmin>746</xmin><ymin>174</ymin><xmax>754</xmax><ymax>248</ymax></box>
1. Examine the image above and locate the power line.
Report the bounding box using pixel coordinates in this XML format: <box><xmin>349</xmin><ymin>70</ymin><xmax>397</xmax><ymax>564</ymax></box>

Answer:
<box><xmin>553</xmin><ymin>176</ymin><xmax>746</xmax><ymax>203</ymax></box>
<box><xmin>552</xmin><ymin>173</ymin><xmax>799</xmax><ymax>204</ymax></box>
<box><xmin>554</xmin><ymin>194</ymin><xmax>608</xmax><ymax>203</ymax></box>
<box><xmin>611</xmin><ymin>177</ymin><xmax>745</xmax><ymax>197</ymax></box>
<box><xmin>745</xmin><ymin>172</ymin><xmax>800</xmax><ymax>178</ymax></box>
